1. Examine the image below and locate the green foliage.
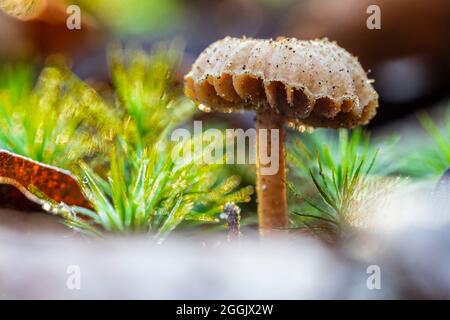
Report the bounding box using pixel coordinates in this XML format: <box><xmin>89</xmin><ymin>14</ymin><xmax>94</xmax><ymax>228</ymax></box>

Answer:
<box><xmin>386</xmin><ymin>103</ymin><xmax>450</xmax><ymax>179</ymax></box>
<box><xmin>288</xmin><ymin>129</ymin><xmax>398</xmax><ymax>240</ymax></box>
<box><xmin>405</xmin><ymin>109</ymin><xmax>450</xmax><ymax>178</ymax></box>
<box><xmin>0</xmin><ymin>45</ymin><xmax>253</xmax><ymax>239</ymax></box>
<box><xmin>0</xmin><ymin>63</ymin><xmax>115</xmax><ymax>169</ymax></box>
<box><xmin>59</xmin><ymin>45</ymin><xmax>252</xmax><ymax>238</ymax></box>
<box><xmin>75</xmin><ymin>0</ymin><xmax>184</xmax><ymax>36</ymax></box>
<box><xmin>109</xmin><ymin>42</ymin><xmax>194</xmax><ymax>154</ymax></box>
<box><xmin>63</xmin><ymin>140</ymin><xmax>253</xmax><ymax>241</ymax></box>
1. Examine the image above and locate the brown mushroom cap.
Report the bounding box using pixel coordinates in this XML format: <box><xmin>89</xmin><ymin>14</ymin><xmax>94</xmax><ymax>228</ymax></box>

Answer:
<box><xmin>184</xmin><ymin>36</ymin><xmax>378</xmax><ymax>129</ymax></box>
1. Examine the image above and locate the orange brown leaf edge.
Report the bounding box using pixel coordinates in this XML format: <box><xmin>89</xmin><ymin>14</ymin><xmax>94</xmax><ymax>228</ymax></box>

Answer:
<box><xmin>0</xmin><ymin>149</ymin><xmax>91</xmax><ymax>211</ymax></box>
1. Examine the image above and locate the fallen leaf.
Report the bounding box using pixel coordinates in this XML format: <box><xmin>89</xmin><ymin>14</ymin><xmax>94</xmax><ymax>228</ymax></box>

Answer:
<box><xmin>0</xmin><ymin>149</ymin><xmax>90</xmax><ymax>210</ymax></box>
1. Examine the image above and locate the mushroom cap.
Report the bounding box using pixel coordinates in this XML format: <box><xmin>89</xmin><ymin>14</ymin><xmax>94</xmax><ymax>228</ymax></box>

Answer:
<box><xmin>184</xmin><ymin>36</ymin><xmax>378</xmax><ymax>129</ymax></box>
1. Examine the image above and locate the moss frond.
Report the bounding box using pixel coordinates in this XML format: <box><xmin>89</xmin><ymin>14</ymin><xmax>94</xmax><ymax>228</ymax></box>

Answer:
<box><xmin>288</xmin><ymin>128</ymin><xmax>400</xmax><ymax>240</ymax></box>
<box><xmin>109</xmin><ymin>41</ymin><xmax>195</xmax><ymax>154</ymax></box>
<box><xmin>64</xmin><ymin>138</ymin><xmax>253</xmax><ymax>241</ymax></box>
<box><xmin>414</xmin><ymin>108</ymin><xmax>450</xmax><ymax>177</ymax></box>
<box><xmin>0</xmin><ymin>44</ymin><xmax>253</xmax><ymax>240</ymax></box>
<box><xmin>0</xmin><ymin>63</ymin><xmax>117</xmax><ymax>169</ymax></box>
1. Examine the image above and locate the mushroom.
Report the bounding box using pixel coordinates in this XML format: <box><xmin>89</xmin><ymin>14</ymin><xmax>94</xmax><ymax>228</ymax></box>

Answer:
<box><xmin>184</xmin><ymin>36</ymin><xmax>378</xmax><ymax>234</ymax></box>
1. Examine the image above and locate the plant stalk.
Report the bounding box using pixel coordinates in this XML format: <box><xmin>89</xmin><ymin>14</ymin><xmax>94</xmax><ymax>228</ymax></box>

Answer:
<box><xmin>255</xmin><ymin>111</ymin><xmax>288</xmax><ymax>235</ymax></box>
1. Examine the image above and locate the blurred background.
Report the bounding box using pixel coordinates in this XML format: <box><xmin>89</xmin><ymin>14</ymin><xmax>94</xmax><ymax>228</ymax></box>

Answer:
<box><xmin>1</xmin><ymin>0</ymin><xmax>449</xmax><ymax>127</ymax></box>
<box><xmin>1</xmin><ymin>0</ymin><xmax>450</xmax><ymax>300</ymax></box>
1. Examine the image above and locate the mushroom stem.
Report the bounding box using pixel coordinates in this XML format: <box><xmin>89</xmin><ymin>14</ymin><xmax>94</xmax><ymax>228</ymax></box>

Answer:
<box><xmin>255</xmin><ymin>111</ymin><xmax>288</xmax><ymax>234</ymax></box>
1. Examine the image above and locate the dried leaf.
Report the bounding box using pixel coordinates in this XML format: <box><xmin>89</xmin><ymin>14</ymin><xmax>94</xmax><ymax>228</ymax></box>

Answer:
<box><xmin>0</xmin><ymin>150</ymin><xmax>90</xmax><ymax>210</ymax></box>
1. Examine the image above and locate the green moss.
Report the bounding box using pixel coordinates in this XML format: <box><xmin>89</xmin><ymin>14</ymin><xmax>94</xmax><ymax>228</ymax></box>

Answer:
<box><xmin>0</xmin><ymin>63</ymin><xmax>115</xmax><ymax>169</ymax></box>
<box><xmin>0</xmin><ymin>44</ymin><xmax>254</xmax><ymax>239</ymax></box>
<box><xmin>287</xmin><ymin>128</ymin><xmax>400</xmax><ymax>240</ymax></box>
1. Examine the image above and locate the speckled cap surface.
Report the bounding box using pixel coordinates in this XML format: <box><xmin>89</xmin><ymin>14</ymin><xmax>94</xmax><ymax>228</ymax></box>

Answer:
<box><xmin>185</xmin><ymin>36</ymin><xmax>378</xmax><ymax>128</ymax></box>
